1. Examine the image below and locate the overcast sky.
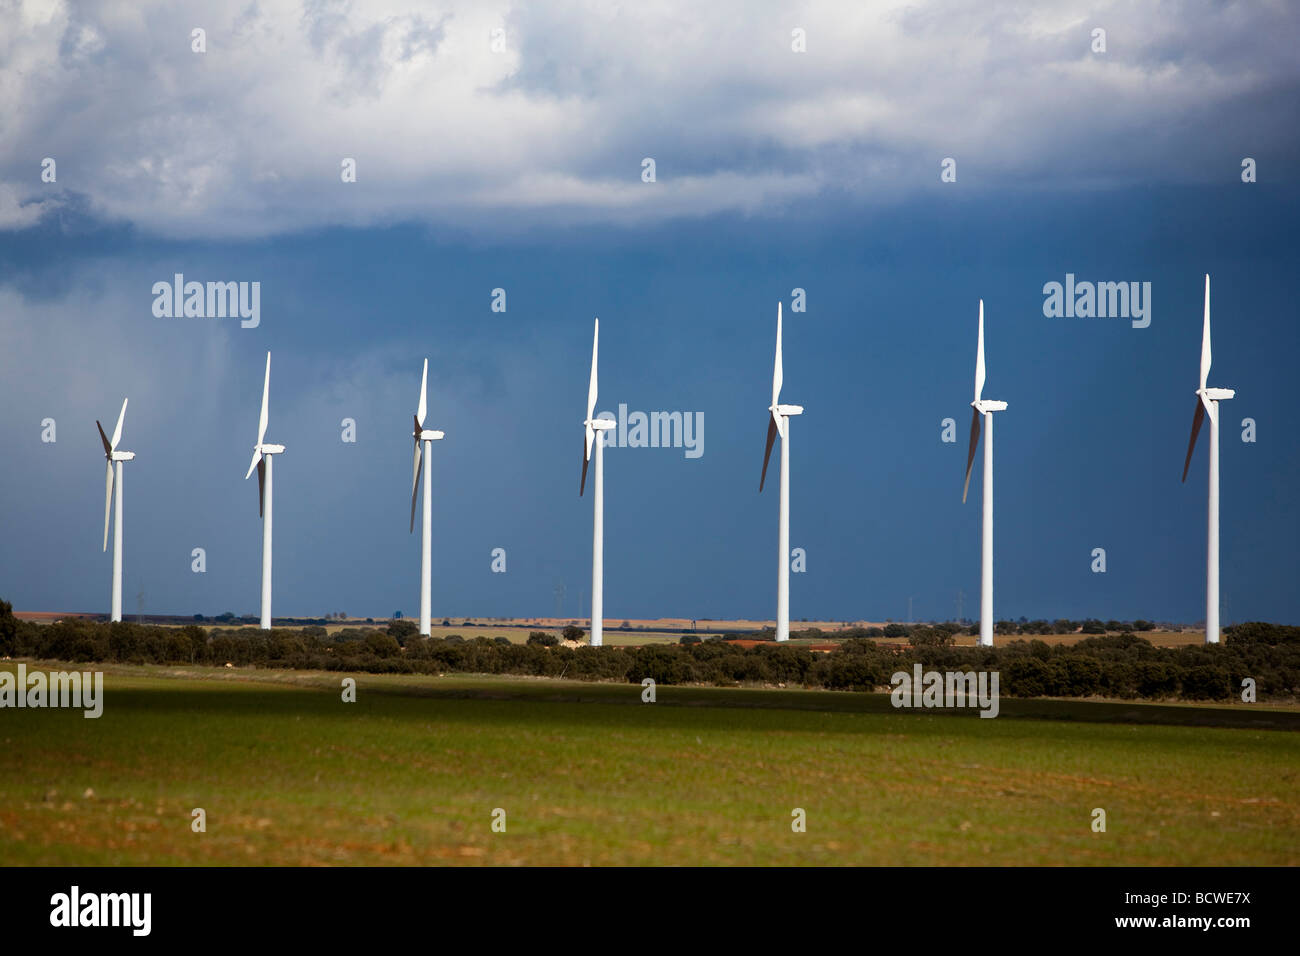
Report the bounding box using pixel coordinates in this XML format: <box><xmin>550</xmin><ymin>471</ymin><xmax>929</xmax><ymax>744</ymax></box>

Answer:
<box><xmin>1</xmin><ymin>1</ymin><xmax>1298</xmax><ymax>624</ymax></box>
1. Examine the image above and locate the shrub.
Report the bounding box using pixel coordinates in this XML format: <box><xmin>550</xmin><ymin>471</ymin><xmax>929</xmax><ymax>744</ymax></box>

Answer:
<box><xmin>908</xmin><ymin>627</ymin><xmax>955</xmax><ymax>647</ymax></box>
<box><xmin>1004</xmin><ymin>657</ymin><xmax>1050</xmax><ymax>697</ymax></box>
<box><xmin>387</xmin><ymin>620</ymin><xmax>419</xmax><ymax>645</ymax></box>
<box><xmin>365</xmin><ymin>633</ymin><xmax>401</xmax><ymax>658</ymax></box>
<box><xmin>1182</xmin><ymin>665</ymin><xmax>1232</xmax><ymax>700</ymax></box>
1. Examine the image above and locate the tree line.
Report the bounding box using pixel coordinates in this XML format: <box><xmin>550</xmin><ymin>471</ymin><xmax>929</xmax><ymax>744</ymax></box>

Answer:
<box><xmin>2</xmin><ymin>600</ymin><xmax>1296</xmax><ymax>702</ymax></box>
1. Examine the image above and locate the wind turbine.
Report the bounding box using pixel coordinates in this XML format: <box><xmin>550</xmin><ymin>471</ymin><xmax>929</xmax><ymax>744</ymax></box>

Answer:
<box><xmin>409</xmin><ymin>358</ymin><xmax>445</xmax><ymax>637</ymax></box>
<box><xmin>1181</xmin><ymin>274</ymin><xmax>1235</xmax><ymax>645</ymax></box>
<box><xmin>579</xmin><ymin>318</ymin><xmax>616</xmax><ymax>647</ymax></box>
<box><xmin>759</xmin><ymin>302</ymin><xmax>803</xmax><ymax>643</ymax></box>
<box><xmin>962</xmin><ymin>300</ymin><xmax>1007</xmax><ymax>648</ymax></box>
<box><xmin>243</xmin><ymin>352</ymin><xmax>284</xmax><ymax>630</ymax></box>
<box><xmin>96</xmin><ymin>398</ymin><xmax>134</xmax><ymax>623</ymax></box>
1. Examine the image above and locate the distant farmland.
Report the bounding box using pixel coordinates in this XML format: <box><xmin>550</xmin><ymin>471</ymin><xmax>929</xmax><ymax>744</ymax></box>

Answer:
<box><xmin>11</xmin><ymin>610</ymin><xmax>1208</xmax><ymax>648</ymax></box>
<box><xmin>1</xmin><ymin>662</ymin><xmax>1295</xmax><ymax>866</ymax></box>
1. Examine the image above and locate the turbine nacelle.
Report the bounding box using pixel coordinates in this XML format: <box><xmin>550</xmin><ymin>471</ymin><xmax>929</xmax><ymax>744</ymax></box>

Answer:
<box><xmin>256</xmin><ymin>443</ymin><xmax>285</xmax><ymax>455</ymax></box>
<box><xmin>772</xmin><ymin>403</ymin><xmax>804</xmax><ymax>419</ymax></box>
<box><xmin>1200</xmin><ymin>387</ymin><xmax>1235</xmax><ymax>402</ymax></box>
<box><xmin>109</xmin><ymin>450</ymin><xmax>136</xmax><ymax>461</ymax></box>
<box><xmin>973</xmin><ymin>399</ymin><xmax>1007</xmax><ymax>414</ymax></box>
<box><xmin>415</xmin><ymin>429</ymin><xmax>445</xmax><ymax>442</ymax></box>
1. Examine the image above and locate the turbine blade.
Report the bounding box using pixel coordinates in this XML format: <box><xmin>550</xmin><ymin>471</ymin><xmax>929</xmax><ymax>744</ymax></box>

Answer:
<box><xmin>760</xmin><ymin>416</ymin><xmax>778</xmax><ymax>492</ymax></box>
<box><xmin>1182</xmin><ymin>398</ymin><xmax>1206</xmax><ymax>483</ymax></box>
<box><xmin>110</xmin><ymin>398</ymin><xmax>127</xmax><ymax>450</ymax></box>
<box><xmin>962</xmin><ymin>407</ymin><xmax>982</xmax><ymax>503</ymax></box>
<box><xmin>1200</xmin><ymin>274</ymin><xmax>1212</xmax><ymax>392</ymax></box>
<box><xmin>102</xmin><ymin>461</ymin><xmax>113</xmax><ymax>551</ymax></box>
<box><xmin>257</xmin><ymin>457</ymin><xmax>266</xmax><ymax>518</ymax></box>
<box><xmin>244</xmin><ymin>448</ymin><xmax>263</xmax><ymax>481</ymax></box>
<box><xmin>586</xmin><ymin>318</ymin><xmax>599</xmax><ymax>423</ymax></box>
<box><xmin>772</xmin><ymin>303</ymin><xmax>783</xmax><ymax>410</ymax></box>
<box><xmin>96</xmin><ymin>420</ymin><xmax>112</xmax><ymax>457</ymax></box>
<box><xmin>257</xmin><ymin>352</ymin><xmax>271</xmax><ymax>446</ymax></box>
<box><xmin>417</xmin><ymin>358</ymin><xmax>428</xmax><ymax>428</ymax></box>
<box><xmin>410</xmin><ymin>438</ymin><xmax>423</xmax><ymax>533</ymax></box>
<box><xmin>974</xmin><ymin>300</ymin><xmax>986</xmax><ymax>404</ymax></box>
<box><xmin>580</xmin><ymin>432</ymin><xmax>590</xmax><ymax>496</ymax></box>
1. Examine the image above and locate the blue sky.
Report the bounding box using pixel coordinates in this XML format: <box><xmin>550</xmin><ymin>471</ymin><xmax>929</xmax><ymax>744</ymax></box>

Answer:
<box><xmin>1</xmin><ymin>1</ymin><xmax>1298</xmax><ymax>624</ymax></box>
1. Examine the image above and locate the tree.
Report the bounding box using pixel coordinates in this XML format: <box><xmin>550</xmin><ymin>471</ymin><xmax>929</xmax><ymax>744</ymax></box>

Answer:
<box><xmin>908</xmin><ymin>627</ymin><xmax>954</xmax><ymax>647</ymax></box>
<box><xmin>387</xmin><ymin>620</ymin><xmax>419</xmax><ymax>645</ymax></box>
<box><xmin>527</xmin><ymin>631</ymin><xmax>559</xmax><ymax>647</ymax></box>
<box><xmin>562</xmin><ymin>625</ymin><xmax>586</xmax><ymax>643</ymax></box>
<box><xmin>0</xmin><ymin>599</ymin><xmax>17</xmax><ymax>656</ymax></box>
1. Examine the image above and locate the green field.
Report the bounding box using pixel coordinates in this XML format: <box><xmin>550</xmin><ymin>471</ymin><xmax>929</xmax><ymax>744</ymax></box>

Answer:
<box><xmin>1</xmin><ymin>661</ymin><xmax>1296</xmax><ymax>866</ymax></box>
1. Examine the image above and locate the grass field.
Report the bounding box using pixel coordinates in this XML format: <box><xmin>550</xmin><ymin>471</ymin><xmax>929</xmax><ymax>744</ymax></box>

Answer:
<box><xmin>1</xmin><ymin>660</ymin><xmax>1295</xmax><ymax>866</ymax></box>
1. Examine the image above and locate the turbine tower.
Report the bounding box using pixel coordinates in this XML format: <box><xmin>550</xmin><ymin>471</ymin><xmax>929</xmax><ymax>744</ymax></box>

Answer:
<box><xmin>243</xmin><ymin>352</ymin><xmax>285</xmax><ymax>630</ymax></box>
<box><xmin>1181</xmin><ymin>275</ymin><xmax>1235</xmax><ymax>644</ymax></box>
<box><xmin>579</xmin><ymin>318</ymin><xmax>616</xmax><ymax>647</ymax></box>
<box><xmin>962</xmin><ymin>300</ymin><xmax>1007</xmax><ymax>648</ymax></box>
<box><xmin>96</xmin><ymin>398</ymin><xmax>134</xmax><ymax>623</ymax></box>
<box><xmin>759</xmin><ymin>302</ymin><xmax>803</xmax><ymax>643</ymax></box>
<box><xmin>409</xmin><ymin>358</ymin><xmax>445</xmax><ymax>637</ymax></box>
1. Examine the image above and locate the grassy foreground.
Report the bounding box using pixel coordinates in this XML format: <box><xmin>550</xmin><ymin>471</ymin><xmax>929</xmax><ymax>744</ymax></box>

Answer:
<box><xmin>0</xmin><ymin>661</ymin><xmax>1296</xmax><ymax>866</ymax></box>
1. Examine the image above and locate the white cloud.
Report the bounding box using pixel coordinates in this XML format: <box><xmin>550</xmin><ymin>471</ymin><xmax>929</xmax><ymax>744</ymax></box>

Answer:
<box><xmin>0</xmin><ymin>0</ymin><xmax>1294</xmax><ymax>238</ymax></box>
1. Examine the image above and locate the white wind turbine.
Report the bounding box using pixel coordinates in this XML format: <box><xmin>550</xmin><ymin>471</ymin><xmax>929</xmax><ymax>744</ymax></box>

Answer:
<box><xmin>96</xmin><ymin>398</ymin><xmax>134</xmax><ymax>623</ymax></box>
<box><xmin>759</xmin><ymin>303</ymin><xmax>803</xmax><ymax>643</ymax></box>
<box><xmin>1181</xmin><ymin>274</ymin><xmax>1234</xmax><ymax>644</ymax></box>
<box><xmin>962</xmin><ymin>300</ymin><xmax>1007</xmax><ymax>648</ymax></box>
<box><xmin>243</xmin><ymin>352</ymin><xmax>285</xmax><ymax>630</ymax></box>
<box><xmin>409</xmin><ymin>358</ymin><xmax>445</xmax><ymax>637</ymax></box>
<box><xmin>580</xmin><ymin>318</ymin><xmax>616</xmax><ymax>647</ymax></box>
